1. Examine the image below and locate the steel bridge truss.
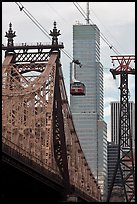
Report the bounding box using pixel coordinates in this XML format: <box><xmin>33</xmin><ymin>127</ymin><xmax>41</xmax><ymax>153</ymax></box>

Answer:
<box><xmin>2</xmin><ymin>22</ymin><xmax>101</xmax><ymax>202</ymax></box>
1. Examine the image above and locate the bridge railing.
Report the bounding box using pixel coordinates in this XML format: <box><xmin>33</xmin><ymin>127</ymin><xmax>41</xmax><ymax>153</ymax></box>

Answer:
<box><xmin>2</xmin><ymin>136</ymin><xmax>63</xmax><ymax>185</ymax></box>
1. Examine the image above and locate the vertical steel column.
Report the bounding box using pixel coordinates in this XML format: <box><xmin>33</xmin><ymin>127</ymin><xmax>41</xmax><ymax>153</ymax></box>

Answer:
<box><xmin>50</xmin><ymin>21</ymin><xmax>70</xmax><ymax>197</ymax></box>
<box><xmin>107</xmin><ymin>56</ymin><xmax>135</xmax><ymax>202</ymax></box>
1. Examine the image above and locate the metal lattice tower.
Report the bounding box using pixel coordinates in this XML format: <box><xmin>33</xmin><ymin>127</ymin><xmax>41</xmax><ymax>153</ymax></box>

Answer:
<box><xmin>107</xmin><ymin>56</ymin><xmax>135</xmax><ymax>202</ymax></box>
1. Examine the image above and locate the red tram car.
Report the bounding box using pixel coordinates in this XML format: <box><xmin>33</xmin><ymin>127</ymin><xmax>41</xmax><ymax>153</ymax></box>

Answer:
<box><xmin>70</xmin><ymin>81</ymin><xmax>86</xmax><ymax>95</ymax></box>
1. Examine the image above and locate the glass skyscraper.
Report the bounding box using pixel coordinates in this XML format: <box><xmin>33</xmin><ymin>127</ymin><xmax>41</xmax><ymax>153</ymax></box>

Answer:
<box><xmin>107</xmin><ymin>142</ymin><xmax>121</xmax><ymax>192</ymax></box>
<box><xmin>70</xmin><ymin>23</ymin><xmax>107</xmax><ymax>200</ymax></box>
<box><xmin>111</xmin><ymin>101</ymin><xmax>135</xmax><ymax>149</ymax></box>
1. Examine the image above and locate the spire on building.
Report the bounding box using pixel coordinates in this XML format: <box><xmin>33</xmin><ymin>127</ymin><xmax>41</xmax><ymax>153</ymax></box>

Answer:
<box><xmin>86</xmin><ymin>2</ymin><xmax>90</xmax><ymax>24</ymax></box>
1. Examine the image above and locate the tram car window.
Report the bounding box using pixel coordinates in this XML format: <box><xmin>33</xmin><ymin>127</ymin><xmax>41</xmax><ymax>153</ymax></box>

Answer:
<box><xmin>70</xmin><ymin>82</ymin><xmax>85</xmax><ymax>95</ymax></box>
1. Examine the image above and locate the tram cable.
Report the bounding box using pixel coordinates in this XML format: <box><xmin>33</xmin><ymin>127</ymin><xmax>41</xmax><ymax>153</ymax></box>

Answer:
<box><xmin>73</xmin><ymin>2</ymin><xmax>121</xmax><ymax>55</ymax></box>
<box><xmin>15</xmin><ymin>2</ymin><xmax>74</xmax><ymax>61</ymax></box>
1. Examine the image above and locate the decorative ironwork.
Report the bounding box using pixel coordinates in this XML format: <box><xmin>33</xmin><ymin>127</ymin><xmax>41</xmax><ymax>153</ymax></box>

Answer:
<box><xmin>2</xmin><ymin>22</ymin><xmax>101</xmax><ymax>202</ymax></box>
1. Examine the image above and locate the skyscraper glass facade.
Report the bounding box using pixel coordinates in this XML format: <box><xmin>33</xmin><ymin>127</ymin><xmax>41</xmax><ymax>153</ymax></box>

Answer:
<box><xmin>70</xmin><ymin>23</ymin><xmax>107</xmax><ymax>200</ymax></box>
<box><xmin>107</xmin><ymin>141</ymin><xmax>122</xmax><ymax>193</ymax></box>
<box><xmin>111</xmin><ymin>101</ymin><xmax>135</xmax><ymax>148</ymax></box>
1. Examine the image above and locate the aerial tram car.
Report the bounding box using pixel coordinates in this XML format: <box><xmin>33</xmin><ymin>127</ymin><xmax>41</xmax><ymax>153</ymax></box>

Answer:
<box><xmin>70</xmin><ymin>59</ymin><xmax>86</xmax><ymax>96</ymax></box>
<box><xmin>70</xmin><ymin>81</ymin><xmax>85</xmax><ymax>95</ymax></box>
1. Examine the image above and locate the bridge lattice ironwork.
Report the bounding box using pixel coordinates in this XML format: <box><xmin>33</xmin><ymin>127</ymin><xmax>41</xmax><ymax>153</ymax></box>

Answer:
<box><xmin>2</xmin><ymin>22</ymin><xmax>101</xmax><ymax>202</ymax></box>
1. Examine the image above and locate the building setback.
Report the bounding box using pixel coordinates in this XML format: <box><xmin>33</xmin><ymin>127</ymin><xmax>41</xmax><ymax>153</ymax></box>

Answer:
<box><xmin>70</xmin><ymin>23</ymin><xmax>107</xmax><ymax>201</ymax></box>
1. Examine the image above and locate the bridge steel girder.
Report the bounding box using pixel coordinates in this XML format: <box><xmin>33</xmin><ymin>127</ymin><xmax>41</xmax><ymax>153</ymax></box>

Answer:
<box><xmin>2</xmin><ymin>22</ymin><xmax>101</xmax><ymax>202</ymax></box>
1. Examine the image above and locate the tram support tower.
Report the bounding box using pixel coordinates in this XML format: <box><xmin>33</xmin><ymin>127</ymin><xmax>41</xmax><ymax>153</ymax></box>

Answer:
<box><xmin>107</xmin><ymin>55</ymin><xmax>135</xmax><ymax>202</ymax></box>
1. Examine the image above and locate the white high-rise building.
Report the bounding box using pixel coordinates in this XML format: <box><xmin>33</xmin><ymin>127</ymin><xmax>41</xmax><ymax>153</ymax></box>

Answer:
<box><xmin>110</xmin><ymin>101</ymin><xmax>135</xmax><ymax>148</ymax></box>
<box><xmin>70</xmin><ymin>23</ymin><xmax>107</xmax><ymax>201</ymax></box>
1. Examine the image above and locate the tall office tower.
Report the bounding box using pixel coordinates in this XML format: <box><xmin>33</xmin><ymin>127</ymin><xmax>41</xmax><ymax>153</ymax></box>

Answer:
<box><xmin>70</xmin><ymin>22</ymin><xmax>107</xmax><ymax>201</ymax></box>
<box><xmin>107</xmin><ymin>141</ymin><xmax>125</xmax><ymax>202</ymax></box>
<box><xmin>107</xmin><ymin>142</ymin><xmax>122</xmax><ymax>192</ymax></box>
<box><xmin>111</xmin><ymin>101</ymin><xmax>135</xmax><ymax>149</ymax></box>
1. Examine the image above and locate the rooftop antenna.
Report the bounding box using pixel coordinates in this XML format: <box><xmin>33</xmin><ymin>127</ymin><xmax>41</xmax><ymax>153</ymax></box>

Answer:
<box><xmin>86</xmin><ymin>2</ymin><xmax>90</xmax><ymax>24</ymax></box>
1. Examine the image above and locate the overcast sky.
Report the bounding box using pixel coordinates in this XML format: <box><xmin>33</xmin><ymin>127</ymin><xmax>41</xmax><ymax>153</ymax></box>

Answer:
<box><xmin>2</xmin><ymin>2</ymin><xmax>135</xmax><ymax>141</ymax></box>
